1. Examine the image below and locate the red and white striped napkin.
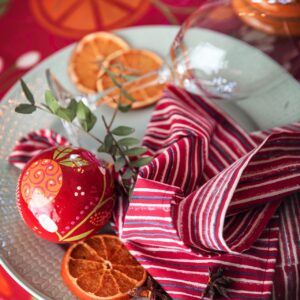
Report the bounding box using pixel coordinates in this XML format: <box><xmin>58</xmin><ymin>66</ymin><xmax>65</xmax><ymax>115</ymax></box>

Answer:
<box><xmin>120</xmin><ymin>85</ymin><xmax>300</xmax><ymax>300</ymax></box>
<box><xmin>9</xmin><ymin>129</ymin><xmax>69</xmax><ymax>169</ymax></box>
<box><xmin>9</xmin><ymin>85</ymin><xmax>300</xmax><ymax>299</ymax></box>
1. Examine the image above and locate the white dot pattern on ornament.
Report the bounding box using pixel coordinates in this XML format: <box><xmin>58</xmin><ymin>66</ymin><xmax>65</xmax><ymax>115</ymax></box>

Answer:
<box><xmin>63</xmin><ymin>197</ymin><xmax>100</xmax><ymax>231</ymax></box>
<box><xmin>74</xmin><ymin>188</ymin><xmax>85</xmax><ymax>197</ymax></box>
<box><xmin>38</xmin><ymin>214</ymin><xmax>58</xmax><ymax>233</ymax></box>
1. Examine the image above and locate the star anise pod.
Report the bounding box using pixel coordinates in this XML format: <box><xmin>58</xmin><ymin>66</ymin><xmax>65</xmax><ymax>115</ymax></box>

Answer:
<box><xmin>201</xmin><ymin>267</ymin><xmax>233</xmax><ymax>300</ymax></box>
<box><xmin>129</xmin><ymin>276</ymin><xmax>171</xmax><ymax>300</ymax></box>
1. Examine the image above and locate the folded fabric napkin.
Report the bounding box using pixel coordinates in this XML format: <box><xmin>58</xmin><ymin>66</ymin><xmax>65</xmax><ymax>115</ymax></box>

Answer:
<box><xmin>9</xmin><ymin>129</ymin><xmax>69</xmax><ymax>169</ymax></box>
<box><xmin>9</xmin><ymin>85</ymin><xmax>300</xmax><ymax>299</ymax></box>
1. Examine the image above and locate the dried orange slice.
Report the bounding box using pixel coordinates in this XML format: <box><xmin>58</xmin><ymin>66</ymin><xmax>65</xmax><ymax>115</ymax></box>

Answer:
<box><xmin>96</xmin><ymin>49</ymin><xmax>165</xmax><ymax>110</ymax></box>
<box><xmin>69</xmin><ymin>32</ymin><xmax>130</xmax><ymax>93</ymax></box>
<box><xmin>61</xmin><ymin>234</ymin><xmax>147</xmax><ymax>300</ymax></box>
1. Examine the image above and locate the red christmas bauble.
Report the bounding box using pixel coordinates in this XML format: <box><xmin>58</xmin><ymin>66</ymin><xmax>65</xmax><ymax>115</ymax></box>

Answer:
<box><xmin>16</xmin><ymin>146</ymin><xmax>115</xmax><ymax>243</ymax></box>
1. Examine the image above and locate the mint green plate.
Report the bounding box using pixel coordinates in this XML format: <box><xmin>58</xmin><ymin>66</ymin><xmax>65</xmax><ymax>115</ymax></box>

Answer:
<box><xmin>1</xmin><ymin>25</ymin><xmax>300</xmax><ymax>300</ymax></box>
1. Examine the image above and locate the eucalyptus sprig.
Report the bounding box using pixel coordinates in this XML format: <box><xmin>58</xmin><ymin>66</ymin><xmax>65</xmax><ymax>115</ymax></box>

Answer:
<box><xmin>15</xmin><ymin>78</ymin><xmax>152</xmax><ymax>194</ymax></box>
<box><xmin>98</xmin><ymin>60</ymin><xmax>141</xmax><ymax>113</ymax></box>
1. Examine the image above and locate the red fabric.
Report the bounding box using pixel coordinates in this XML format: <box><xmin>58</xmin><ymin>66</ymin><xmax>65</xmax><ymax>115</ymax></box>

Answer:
<box><xmin>119</xmin><ymin>85</ymin><xmax>300</xmax><ymax>299</ymax></box>
<box><xmin>8</xmin><ymin>129</ymin><xmax>70</xmax><ymax>169</ymax></box>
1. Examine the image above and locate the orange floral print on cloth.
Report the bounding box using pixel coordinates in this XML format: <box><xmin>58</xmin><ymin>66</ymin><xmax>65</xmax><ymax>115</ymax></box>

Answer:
<box><xmin>0</xmin><ymin>0</ymin><xmax>201</xmax><ymax>100</ymax></box>
<box><xmin>29</xmin><ymin>0</ymin><xmax>151</xmax><ymax>38</ymax></box>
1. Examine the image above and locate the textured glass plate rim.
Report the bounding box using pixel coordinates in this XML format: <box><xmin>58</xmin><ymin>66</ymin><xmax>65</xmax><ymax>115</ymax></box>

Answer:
<box><xmin>1</xmin><ymin>25</ymin><xmax>299</xmax><ymax>300</ymax></box>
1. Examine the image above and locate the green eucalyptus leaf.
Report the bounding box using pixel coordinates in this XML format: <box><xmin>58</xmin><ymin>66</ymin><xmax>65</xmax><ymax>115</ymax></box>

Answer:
<box><xmin>67</xmin><ymin>99</ymin><xmax>78</xmax><ymax>115</ymax></box>
<box><xmin>129</xmin><ymin>156</ymin><xmax>153</xmax><ymax>168</ymax></box>
<box><xmin>80</xmin><ymin>117</ymin><xmax>96</xmax><ymax>132</ymax></box>
<box><xmin>45</xmin><ymin>90</ymin><xmax>59</xmax><ymax>113</ymax></box>
<box><xmin>106</xmin><ymin>70</ymin><xmax>122</xmax><ymax>88</ymax></box>
<box><xmin>56</xmin><ymin>107</ymin><xmax>74</xmax><ymax>122</ymax></box>
<box><xmin>76</xmin><ymin>100</ymin><xmax>89</xmax><ymax>119</ymax></box>
<box><xmin>123</xmin><ymin>74</ymin><xmax>139</xmax><ymax>81</ymax></box>
<box><xmin>123</xmin><ymin>147</ymin><xmax>147</xmax><ymax>156</ymax></box>
<box><xmin>79</xmin><ymin>120</ymin><xmax>88</xmax><ymax>131</ymax></box>
<box><xmin>104</xmin><ymin>134</ymin><xmax>113</xmax><ymax>151</ymax></box>
<box><xmin>120</xmin><ymin>88</ymin><xmax>136</xmax><ymax>103</ymax></box>
<box><xmin>76</xmin><ymin>100</ymin><xmax>97</xmax><ymax>132</ymax></box>
<box><xmin>15</xmin><ymin>103</ymin><xmax>36</xmax><ymax>114</ymax></box>
<box><xmin>97</xmin><ymin>144</ymin><xmax>107</xmax><ymax>153</ymax></box>
<box><xmin>86</xmin><ymin>113</ymin><xmax>97</xmax><ymax>132</ymax></box>
<box><xmin>110</xmin><ymin>145</ymin><xmax>119</xmax><ymax>156</ymax></box>
<box><xmin>111</xmin><ymin>126</ymin><xmax>135</xmax><ymax>136</ymax></box>
<box><xmin>114</xmin><ymin>156</ymin><xmax>126</xmax><ymax>172</ymax></box>
<box><xmin>20</xmin><ymin>79</ymin><xmax>35</xmax><ymax>104</ymax></box>
<box><xmin>118</xmin><ymin>137</ymin><xmax>140</xmax><ymax>147</ymax></box>
<box><xmin>118</xmin><ymin>103</ymin><xmax>132</xmax><ymax>113</ymax></box>
<box><xmin>121</xmin><ymin>168</ymin><xmax>134</xmax><ymax>180</ymax></box>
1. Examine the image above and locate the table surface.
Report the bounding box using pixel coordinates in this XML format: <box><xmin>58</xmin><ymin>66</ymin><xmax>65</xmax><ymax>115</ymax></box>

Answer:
<box><xmin>0</xmin><ymin>0</ymin><xmax>299</xmax><ymax>299</ymax></box>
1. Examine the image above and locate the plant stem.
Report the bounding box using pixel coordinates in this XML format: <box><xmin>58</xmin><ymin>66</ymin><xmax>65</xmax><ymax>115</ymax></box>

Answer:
<box><xmin>108</xmin><ymin>103</ymin><xmax>119</xmax><ymax>129</ymax></box>
<box><xmin>101</xmin><ymin>115</ymin><xmax>137</xmax><ymax>177</ymax></box>
<box><xmin>35</xmin><ymin>104</ymin><xmax>104</xmax><ymax>145</ymax></box>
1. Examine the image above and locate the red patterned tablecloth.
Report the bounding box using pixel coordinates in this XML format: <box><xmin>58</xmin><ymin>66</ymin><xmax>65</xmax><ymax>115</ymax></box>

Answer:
<box><xmin>0</xmin><ymin>0</ymin><xmax>299</xmax><ymax>299</ymax></box>
<box><xmin>0</xmin><ymin>0</ymin><xmax>201</xmax><ymax>100</ymax></box>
